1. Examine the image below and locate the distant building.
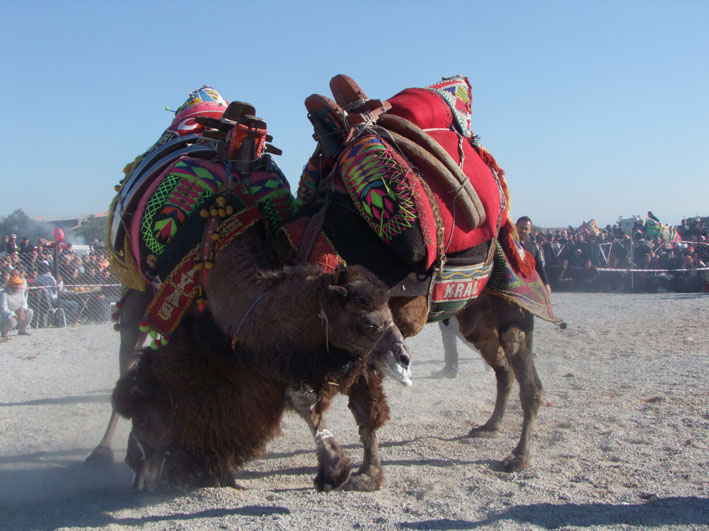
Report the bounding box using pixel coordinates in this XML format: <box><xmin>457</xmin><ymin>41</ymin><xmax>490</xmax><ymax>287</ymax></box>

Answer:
<box><xmin>34</xmin><ymin>212</ymin><xmax>108</xmax><ymax>232</ymax></box>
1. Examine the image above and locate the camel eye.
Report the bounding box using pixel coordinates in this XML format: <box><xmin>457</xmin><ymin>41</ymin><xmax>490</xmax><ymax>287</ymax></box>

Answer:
<box><xmin>357</xmin><ymin>319</ymin><xmax>381</xmax><ymax>336</ymax></box>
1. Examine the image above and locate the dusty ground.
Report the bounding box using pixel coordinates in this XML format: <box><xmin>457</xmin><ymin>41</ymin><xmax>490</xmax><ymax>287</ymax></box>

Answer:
<box><xmin>1</xmin><ymin>292</ymin><xmax>708</xmax><ymax>530</ymax></box>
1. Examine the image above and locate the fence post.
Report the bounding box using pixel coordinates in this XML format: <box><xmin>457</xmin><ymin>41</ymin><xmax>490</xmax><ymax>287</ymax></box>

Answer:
<box><xmin>630</xmin><ymin>241</ymin><xmax>634</xmax><ymax>290</ymax></box>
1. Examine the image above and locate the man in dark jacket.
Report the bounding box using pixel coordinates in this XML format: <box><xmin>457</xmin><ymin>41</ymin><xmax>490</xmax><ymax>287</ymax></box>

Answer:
<box><xmin>516</xmin><ymin>216</ymin><xmax>551</xmax><ymax>294</ymax></box>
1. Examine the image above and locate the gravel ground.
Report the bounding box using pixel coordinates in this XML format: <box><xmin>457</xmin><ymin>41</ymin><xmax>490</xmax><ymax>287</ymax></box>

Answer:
<box><xmin>1</xmin><ymin>292</ymin><xmax>708</xmax><ymax>530</ymax></box>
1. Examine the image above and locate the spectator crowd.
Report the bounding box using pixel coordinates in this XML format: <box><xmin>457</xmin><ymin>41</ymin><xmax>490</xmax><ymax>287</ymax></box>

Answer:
<box><xmin>1</xmin><ymin>214</ymin><xmax>707</xmax><ymax>337</ymax></box>
<box><xmin>1</xmin><ymin>235</ymin><xmax>120</xmax><ymax>335</ymax></box>
<box><xmin>531</xmin><ymin>216</ymin><xmax>708</xmax><ymax>293</ymax></box>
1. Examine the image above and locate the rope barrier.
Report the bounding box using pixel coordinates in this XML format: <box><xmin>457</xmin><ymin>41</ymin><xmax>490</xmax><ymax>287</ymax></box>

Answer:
<box><xmin>26</xmin><ymin>283</ymin><xmax>122</xmax><ymax>291</ymax></box>
<box><xmin>596</xmin><ymin>267</ymin><xmax>709</xmax><ymax>273</ymax></box>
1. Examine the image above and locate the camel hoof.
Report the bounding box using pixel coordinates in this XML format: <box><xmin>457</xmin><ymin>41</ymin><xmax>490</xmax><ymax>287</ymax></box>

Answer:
<box><xmin>502</xmin><ymin>453</ymin><xmax>530</xmax><ymax>473</ymax></box>
<box><xmin>467</xmin><ymin>425</ymin><xmax>500</xmax><ymax>439</ymax></box>
<box><xmin>341</xmin><ymin>470</ymin><xmax>383</xmax><ymax>492</ymax></box>
<box><xmin>314</xmin><ymin>459</ymin><xmax>352</xmax><ymax>492</ymax></box>
<box><xmin>84</xmin><ymin>446</ymin><xmax>114</xmax><ymax>467</ymax></box>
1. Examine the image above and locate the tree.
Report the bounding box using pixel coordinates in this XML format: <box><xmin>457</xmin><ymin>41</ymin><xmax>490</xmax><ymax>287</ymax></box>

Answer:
<box><xmin>0</xmin><ymin>210</ymin><xmax>54</xmax><ymax>243</ymax></box>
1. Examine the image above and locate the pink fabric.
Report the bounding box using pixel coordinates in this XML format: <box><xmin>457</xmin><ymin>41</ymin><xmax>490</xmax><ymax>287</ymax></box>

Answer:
<box><xmin>166</xmin><ymin>101</ymin><xmax>228</xmax><ymax>137</ymax></box>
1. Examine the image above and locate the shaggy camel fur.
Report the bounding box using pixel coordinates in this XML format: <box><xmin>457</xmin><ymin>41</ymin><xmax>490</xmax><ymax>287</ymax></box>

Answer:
<box><xmin>89</xmin><ymin>226</ymin><xmax>545</xmax><ymax>492</ymax></box>
<box><xmin>113</xmin><ymin>256</ymin><xmax>411</xmax><ymax>491</ymax></box>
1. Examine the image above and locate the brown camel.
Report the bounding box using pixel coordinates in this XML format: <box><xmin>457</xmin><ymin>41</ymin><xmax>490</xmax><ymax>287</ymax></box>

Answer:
<box><xmin>89</xmin><ymin>76</ymin><xmax>562</xmax><ymax>492</ymax></box>
<box><xmin>113</xmin><ymin>260</ymin><xmax>411</xmax><ymax>491</ymax></box>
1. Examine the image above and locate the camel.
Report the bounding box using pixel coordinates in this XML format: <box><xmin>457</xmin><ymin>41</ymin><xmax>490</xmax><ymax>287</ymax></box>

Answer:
<box><xmin>113</xmin><ymin>257</ymin><xmax>411</xmax><ymax>491</ymax></box>
<box><xmin>88</xmin><ymin>76</ymin><xmax>563</xmax><ymax>492</ymax></box>
<box><xmin>269</xmin><ymin>73</ymin><xmax>563</xmax><ymax>488</ymax></box>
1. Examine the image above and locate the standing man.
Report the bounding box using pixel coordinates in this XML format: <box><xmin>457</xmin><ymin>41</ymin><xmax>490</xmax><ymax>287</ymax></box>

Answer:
<box><xmin>34</xmin><ymin>262</ymin><xmax>80</xmax><ymax>325</ymax></box>
<box><xmin>516</xmin><ymin>216</ymin><xmax>551</xmax><ymax>294</ymax></box>
<box><xmin>431</xmin><ymin>318</ymin><xmax>459</xmax><ymax>378</ymax></box>
<box><xmin>6</xmin><ymin>234</ymin><xmax>18</xmax><ymax>255</ymax></box>
<box><xmin>1</xmin><ymin>275</ymin><xmax>33</xmax><ymax>338</ymax></box>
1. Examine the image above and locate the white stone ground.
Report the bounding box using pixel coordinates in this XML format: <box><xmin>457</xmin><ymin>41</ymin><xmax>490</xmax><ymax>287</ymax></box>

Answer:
<box><xmin>1</xmin><ymin>292</ymin><xmax>708</xmax><ymax>530</ymax></box>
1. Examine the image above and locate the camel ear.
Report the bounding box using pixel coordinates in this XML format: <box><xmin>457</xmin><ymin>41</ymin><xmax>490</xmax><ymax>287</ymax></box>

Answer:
<box><xmin>327</xmin><ymin>284</ymin><xmax>348</xmax><ymax>301</ymax></box>
<box><xmin>331</xmin><ymin>263</ymin><xmax>347</xmax><ymax>283</ymax></box>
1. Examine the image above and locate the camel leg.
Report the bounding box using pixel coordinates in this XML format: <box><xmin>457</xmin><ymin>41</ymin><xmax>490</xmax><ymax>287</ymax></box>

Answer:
<box><xmin>342</xmin><ymin>371</ymin><xmax>390</xmax><ymax>491</ymax></box>
<box><xmin>457</xmin><ymin>299</ymin><xmax>514</xmax><ymax>438</ymax></box>
<box><xmin>467</xmin><ymin>341</ymin><xmax>515</xmax><ymax>438</ymax></box>
<box><xmin>286</xmin><ymin>386</ymin><xmax>352</xmax><ymax>492</ymax></box>
<box><xmin>498</xmin><ymin>319</ymin><xmax>543</xmax><ymax>472</ymax></box>
<box><xmin>85</xmin><ymin>288</ymin><xmax>151</xmax><ymax>466</ymax></box>
<box><xmin>457</xmin><ymin>294</ymin><xmax>542</xmax><ymax>472</ymax></box>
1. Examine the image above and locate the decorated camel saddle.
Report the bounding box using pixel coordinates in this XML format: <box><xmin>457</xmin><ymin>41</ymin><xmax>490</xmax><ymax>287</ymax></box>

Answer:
<box><xmin>294</xmin><ymin>74</ymin><xmax>560</xmax><ymax>323</ymax></box>
<box><xmin>107</xmin><ymin>87</ymin><xmax>341</xmax><ymax>347</ymax></box>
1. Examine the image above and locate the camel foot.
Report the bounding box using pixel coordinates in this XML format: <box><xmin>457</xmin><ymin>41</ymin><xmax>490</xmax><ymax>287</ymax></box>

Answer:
<box><xmin>341</xmin><ymin>468</ymin><xmax>384</xmax><ymax>492</ymax></box>
<box><xmin>467</xmin><ymin>424</ymin><xmax>500</xmax><ymax>439</ymax></box>
<box><xmin>84</xmin><ymin>446</ymin><xmax>114</xmax><ymax>467</ymax></box>
<box><xmin>314</xmin><ymin>453</ymin><xmax>352</xmax><ymax>492</ymax></box>
<box><xmin>502</xmin><ymin>453</ymin><xmax>530</xmax><ymax>473</ymax></box>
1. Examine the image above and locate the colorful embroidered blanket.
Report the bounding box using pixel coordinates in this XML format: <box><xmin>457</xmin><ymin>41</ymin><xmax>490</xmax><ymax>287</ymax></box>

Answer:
<box><xmin>278</xmin><ymin>217</ymin><xmax>345</xmax><ymax>273</ymax></box>
<box><xmin>143</xmin><ymin>204</ymin><xmax>264</xmax><ymax>342</ymax></box>
<box><xmin>109</xmin><ymin>86</ymin><xmax>231</xmax><ymax>290</ymax></box>
<box><xmin>486</xmin><ymin>243</ymin><xmax>562</xmax><ymax>324</ymax></box>
<box><xmin>297</xmin><ymin>76</ymin><xmax>510</xmax><ymax>271</ymax></box>
<box><xmin>337</xmin><ymin>134</ymin><xmax>438</xmax><ymax>267</ymax></box>
<box><xmin>108</xmin><ymin>86</ymin><xmax>298</xmax><ymax>345</ymax></box>
<box><xmin>428</xmin><ymin>261</ymin><xmax>493</xmax><ymax>322</ymax></box>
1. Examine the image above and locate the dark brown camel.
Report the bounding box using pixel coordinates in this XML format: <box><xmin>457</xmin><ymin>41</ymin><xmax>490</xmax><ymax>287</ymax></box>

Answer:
<box><xmin>89</xmin><ymin>76</ymin><xmax>559</xmax><ymax>493</ymax></box>
<box><xmin>113</xmin><ymin>260</ymin><xmax>410</xmax><ymax>491</ymax></box>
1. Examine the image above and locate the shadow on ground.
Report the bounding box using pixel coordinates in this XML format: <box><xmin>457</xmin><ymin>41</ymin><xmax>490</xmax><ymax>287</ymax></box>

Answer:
<box><xmin>399</xmin><ymin>497</ymin><xmax>709</xmax><ymax>529</ymax></box>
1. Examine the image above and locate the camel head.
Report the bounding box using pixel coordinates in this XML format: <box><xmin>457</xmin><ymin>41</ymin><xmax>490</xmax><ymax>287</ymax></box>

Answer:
<box><xmin>112</xmin><ymin>357</ymin><xmax>176</xmax><ymax>491</ymax></box>
<box><xmin>318</xmin><ymin>265</ymin><xmax>412</xmax><ymax>386</ymax></box>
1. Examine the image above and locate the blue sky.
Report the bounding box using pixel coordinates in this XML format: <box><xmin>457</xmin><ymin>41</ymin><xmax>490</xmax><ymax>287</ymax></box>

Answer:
<box><xmin>1</xmin><ymin>1</ymin><xmax>707</xmax><ymax>228</ymax></box>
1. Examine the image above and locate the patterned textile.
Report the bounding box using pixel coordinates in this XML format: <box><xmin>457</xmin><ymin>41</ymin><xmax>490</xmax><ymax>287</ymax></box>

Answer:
<box><xmin>428</xmin><ymin>261</ymin><xmax>493</xmax><ymax>322</ymax></box>
<box><xmin>247</xmin><ymin>157</ymin><xmax>297</xmax><ymax>232</ymax></box>
<box><xmin>109</xmin><ymin>86</ymin><xmax>230</xmax><ymax>289</ymax></box>
<box><xmin>130</xmin><ymin>157</ymin><xmax>232</xmax><ymax>281</ymax></box>
<box><xmin>337</xmin><ymin>134</ymin><xmax>438</xmax><ymax>267</ymax></box>
<box><xmin>486</xmin><ymin>243</ymin><xmax>562</xmax><ymax>324</ymax></box>
<box><xmin>279</xmin><ymin>217</ymin><xmax>345</xmax><ymax>273</ymax></box>
<box><xmin>165</xmin><ymin>86</ymin><xmax>229</xmax><ymax>138</ymax></box>
<box><xmin>143</xmin><ymin>205</ymin><xmax>264</xmax><ymax>343</ymax></box>
<box><xmin>425</xmin><ymin>76</ymin><xmax>473</xmax><ymax>138</ymax></box>
<box><xmin>295</xmin><ymin>153</ymin><xmax>328</xmax><ymax>209</ymax></box>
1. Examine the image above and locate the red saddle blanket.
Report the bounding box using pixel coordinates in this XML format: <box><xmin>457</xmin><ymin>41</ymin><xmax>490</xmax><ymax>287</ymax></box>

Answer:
<box><xmin>385</xmin><ymin>82</ymin><xmax>507</xmax><ymax>255</ymax></box>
